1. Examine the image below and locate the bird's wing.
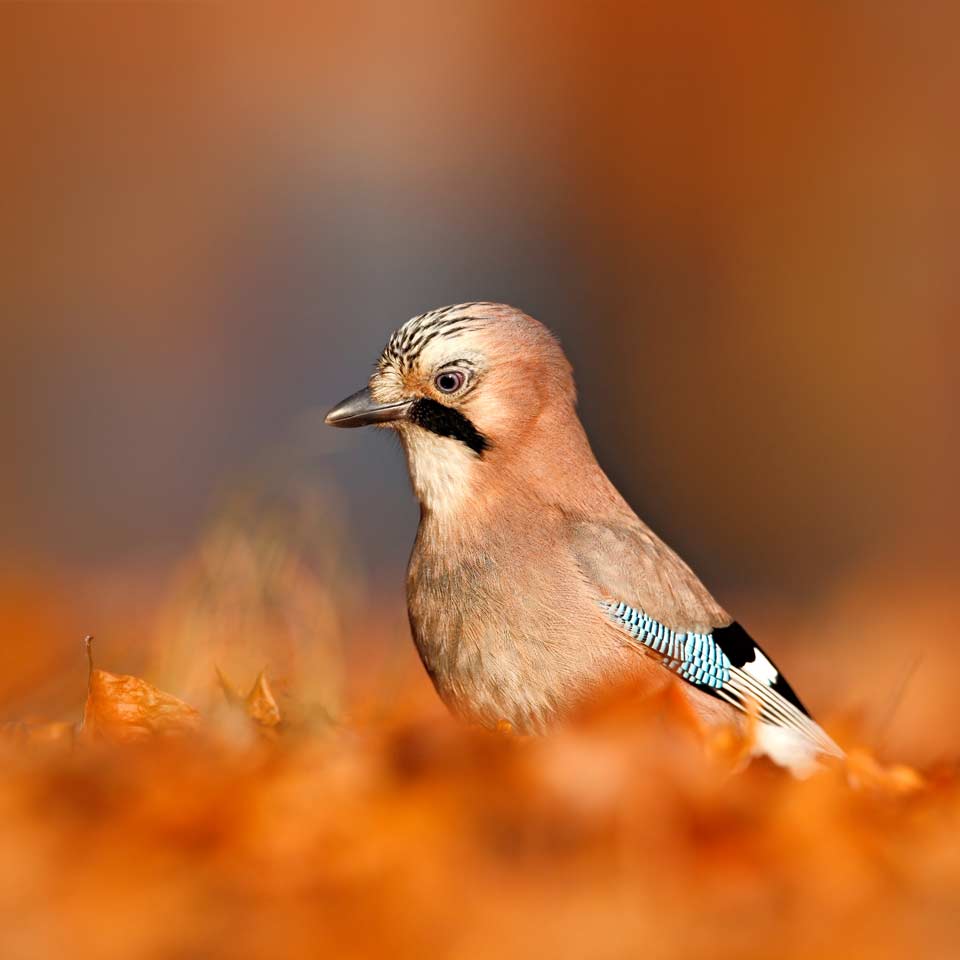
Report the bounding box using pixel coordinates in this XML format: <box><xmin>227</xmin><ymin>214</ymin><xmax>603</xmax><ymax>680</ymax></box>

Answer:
<box><xmin>568</xmin><ymin>519</ymin><xmax>843</xmax><ymax>758</ymax></box>
<box><xmin>600</xmin><ymin>600</ymin><xmax>843</xmax><ymax>757</ymax></box>
<box><xmin>568</xmin><ymin>519</ymin><xmax>730</xmax><ymax>631</ymax></box>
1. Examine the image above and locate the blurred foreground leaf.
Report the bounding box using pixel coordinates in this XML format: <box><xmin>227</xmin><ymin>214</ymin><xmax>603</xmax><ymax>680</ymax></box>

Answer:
<box><xmin>0</xmin><ymin>720</ymin><xmax>75</xmax><ymax>752</ymax></box>
<box><xmin>845</xmin><ymin>747</ymin><xmax>926</xmax><ymax>794</ymax></box>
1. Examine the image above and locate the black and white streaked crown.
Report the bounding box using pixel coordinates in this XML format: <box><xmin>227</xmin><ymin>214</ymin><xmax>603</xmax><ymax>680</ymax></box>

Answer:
<box><xmin>379</xmin><ymin>302</ymin><xmax>496</xmax><ymax>372</ymax></box>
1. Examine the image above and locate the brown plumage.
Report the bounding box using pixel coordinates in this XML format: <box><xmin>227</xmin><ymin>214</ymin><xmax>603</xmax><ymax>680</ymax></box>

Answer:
<box><xmin>326</xmin><ymin>303</ymin><xmax>842</xmax><ymax>774</ymax></box>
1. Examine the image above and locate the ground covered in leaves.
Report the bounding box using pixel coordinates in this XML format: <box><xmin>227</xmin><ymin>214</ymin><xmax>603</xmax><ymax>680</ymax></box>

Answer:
<box><xmin>0</xmin><ymin>632</ymin><xmax>957</xmax><ymax>960</ymax></box>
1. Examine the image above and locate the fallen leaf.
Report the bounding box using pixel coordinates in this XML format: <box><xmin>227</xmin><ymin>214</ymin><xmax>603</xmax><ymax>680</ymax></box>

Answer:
<box><xmin>81</xmin><ymin>637</ymin><xmax>200</xmax><ymax>744</ymax></box>
<box><xmin>245</xmin><ymin>671</ymin><xmax>281</xmax><ymax>729</ymax></box>
<box><xmin>217</xmin><ymin>667</ymin><xmax>282</xmax><ymax>732</ymax></box>
<box><xmin>845</xmin><ymin>747</ymin><xmax>926</xmax><ymax>794</ymax></box>
<box><xmin>0</xmin><ymin>720</ymin><xmax>75</xmax><ymax>752</ymax></box>
<box><xmin>215</xmin><ymin>666</ymin><xmax>244</xmax><ymax>707</ymax></box>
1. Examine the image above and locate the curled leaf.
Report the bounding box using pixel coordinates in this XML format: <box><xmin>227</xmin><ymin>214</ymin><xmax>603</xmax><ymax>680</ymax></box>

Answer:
<box><xmin>245</xmin><ymin>671</ymin><xmax>281</xmax><ymax>729</ymax></box>
<box><xmin>0</xmin><ymin>721</ymin><xmax>75</xmax><ymax>752</ymax></box>
<box><xmin>215</xmin><ymin>666</ymin><xmax>244</xmax><ymax>707</ymax></box>
<box><xmin>217</xmin><ymin>667</ymin><xmax>282</xmax><ymax>733</ymax></box>
<box><xmin>845</xmin><ymin>747</ymin><xmax>926</xmax><ymax>794</ymax></box>
<box><xmin>81</xmin><ymin>637</ymin><xmax>200</xmax><ymax>744</ymax></box>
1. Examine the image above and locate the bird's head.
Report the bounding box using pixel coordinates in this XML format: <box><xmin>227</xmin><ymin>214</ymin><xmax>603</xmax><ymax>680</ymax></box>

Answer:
<box><xmin>325</xmin><ymin>302</ymin><xmax>580</xmax><ymax>515</ymax></box>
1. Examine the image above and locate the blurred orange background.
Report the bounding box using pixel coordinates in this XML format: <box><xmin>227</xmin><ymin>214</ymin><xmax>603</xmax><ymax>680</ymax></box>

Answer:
<box><xmin>3</xmin><ymin>7</ymin><xmax>960</xmax><ymax>960</ymax></box>
<box><xmin>2</xmin><ymin>3</ymin><xmax>958</xmax><ymax>755</ymax></box>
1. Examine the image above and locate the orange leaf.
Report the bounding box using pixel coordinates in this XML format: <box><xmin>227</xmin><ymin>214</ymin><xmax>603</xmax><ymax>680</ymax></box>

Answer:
<box><xmin>245</xmin><ymin>671</ymin><xmax>281</xmax><ymax>729</ymax></box>
<box><xmin>215</xmin><ymin>666</ymin><xmax>244</xmax><ymax>707</ymax></box>
<box><xmin>845</xmin><ymin>747</ymin><xmax>926</xmax><ymax>794</ymax></box>
<box><xmin>81</xmin><ymin>637</ymin><xmax>200</xmax><ymax>744</ymax></box>
<box><xmin>217</xmin><ymin>667</ymin><xmax>282</xmax><ymax>732</ymax></box>
<box><xmin>0</xmin><ymin>721</ymin><xmax>75</xmax><ymax>752</ymax></box>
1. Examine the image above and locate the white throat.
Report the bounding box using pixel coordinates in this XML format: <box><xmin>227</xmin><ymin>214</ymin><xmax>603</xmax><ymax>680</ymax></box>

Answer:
<box><xmin>401</xmin><ymin>428</ymin><xmax>479</xmax><ymax>517</ymax></box>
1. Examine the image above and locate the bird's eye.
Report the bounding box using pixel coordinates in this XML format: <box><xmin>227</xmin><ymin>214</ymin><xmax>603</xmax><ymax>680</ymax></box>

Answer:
<box><xmin>434</xmin><ymin>370</ymin><xmax>466</xmax><ymax>394</ymax></box>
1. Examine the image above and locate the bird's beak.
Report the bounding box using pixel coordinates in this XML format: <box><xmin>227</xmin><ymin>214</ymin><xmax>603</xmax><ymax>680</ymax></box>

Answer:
<box><xmin>324</xmin><ymin>387</ymin><xmax>412</xmax><ymax>428</ymax></box>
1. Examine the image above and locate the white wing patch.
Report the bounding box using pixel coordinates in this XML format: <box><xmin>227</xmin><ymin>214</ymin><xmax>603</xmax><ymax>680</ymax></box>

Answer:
<box><xmin>752</xmin><ymin>724</ymin><xmax>822</xmax><ymax>778</ymax></box>
<box><xmin>742</xmin><ymin>649</ymin><xmax>778</xmax><ymax>686</ymax></box>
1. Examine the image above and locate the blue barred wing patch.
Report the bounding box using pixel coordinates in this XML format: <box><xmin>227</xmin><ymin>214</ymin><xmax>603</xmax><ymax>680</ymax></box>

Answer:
<box><xmin>601</xmin><ymin>600</ymin><xmax>731</xmax><ymax>691</ymax></box>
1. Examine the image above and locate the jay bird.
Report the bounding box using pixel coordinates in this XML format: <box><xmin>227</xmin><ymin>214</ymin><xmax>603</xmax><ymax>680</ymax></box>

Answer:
<box><xmin>326</xmin><ymin>302</ymin><xmax>843</xmax><ymax>775</ymax></box>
